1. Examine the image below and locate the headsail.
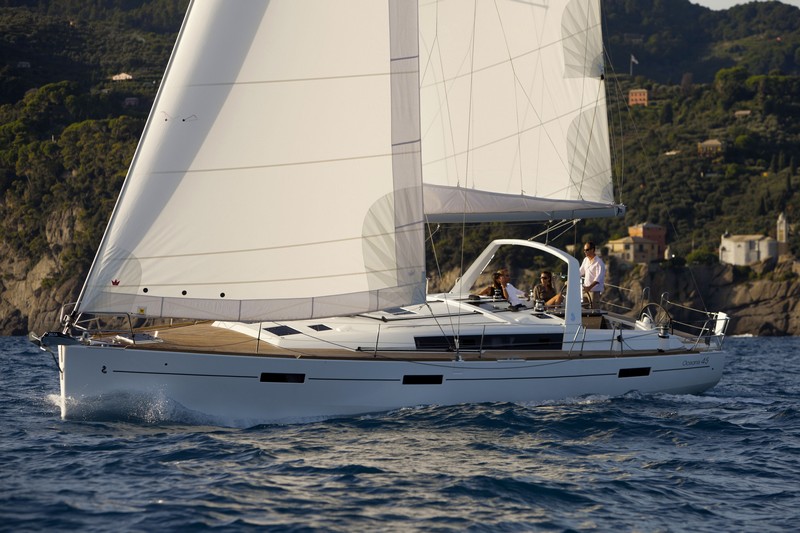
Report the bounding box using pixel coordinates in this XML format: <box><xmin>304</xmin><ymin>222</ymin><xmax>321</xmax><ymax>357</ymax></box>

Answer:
<box><xmin>419</xmin><ymin>0</ymin><xmax>623</xmax><ymax>222</ymax></box>
<box><xmin>76</xmin><ymin>0</ymin><xmax>426</xmax><ymax>321</ymax></box>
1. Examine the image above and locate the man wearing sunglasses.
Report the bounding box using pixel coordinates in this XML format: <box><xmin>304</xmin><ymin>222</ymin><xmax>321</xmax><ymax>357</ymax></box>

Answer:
<box><xmin>580</xmin><ymin>241</ymin><xmax>605</xmax><ymax>309</ymax></box>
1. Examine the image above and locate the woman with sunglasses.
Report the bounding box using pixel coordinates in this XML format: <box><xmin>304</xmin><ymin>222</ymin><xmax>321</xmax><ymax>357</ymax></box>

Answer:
<box><xmin>532</xmin><ymin>271</ymin><xmax>564</xmax><ymax>307</ymax></box>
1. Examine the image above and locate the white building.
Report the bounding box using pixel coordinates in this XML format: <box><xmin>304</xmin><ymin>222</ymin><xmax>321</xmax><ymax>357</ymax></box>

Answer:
<box><xmin>719</xmin><ymin>233</ymin><xmax>777</xmax><ymax>266</ymax></box>
<box><xmin>777</xmin><ymin>212</ymin><xmax>790</xmax><ymax>255</ymax></box>
<box><xmin>112</xmin><ymin>72</ymin><xmax>133</xmax><ymax>81</ymax></box>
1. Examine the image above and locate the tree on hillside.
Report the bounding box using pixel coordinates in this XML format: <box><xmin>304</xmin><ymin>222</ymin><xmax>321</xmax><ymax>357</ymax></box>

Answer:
<box><xmin>715</xmin><ymin>66</ymin><xmax>752</xmax><ymax>108</ymax></box>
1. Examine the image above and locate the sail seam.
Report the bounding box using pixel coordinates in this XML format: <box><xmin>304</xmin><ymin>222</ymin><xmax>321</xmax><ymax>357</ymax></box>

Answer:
<box><xmin>111</xmin><ymin>223</ymin><xmax>424</xmax><ymax>262</ymax></box>
<box><xmin>421</xmin><ymin>102</ymin><xmax>603</xmax><ymax>168</ymax></box>
<box><xmin>185</xmin><ymin>71</ymin><xmax>413</xmax><ymax>87</ymax></box>
<box><xmin>419</xmin><ymin>22</ymin><xmax>602</xmax><ymax>90</ymax></box>
<box><xmin>149</xmin><ymin>148</ymin><xmax>422</xmax><ymax>174</ymax></box>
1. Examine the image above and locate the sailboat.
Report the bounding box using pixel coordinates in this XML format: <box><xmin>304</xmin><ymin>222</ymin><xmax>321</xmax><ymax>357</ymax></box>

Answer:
<box><xmin>32</xmin><ymin>0</ymin><xmax>728</xmax><ymax>425</ymax></box>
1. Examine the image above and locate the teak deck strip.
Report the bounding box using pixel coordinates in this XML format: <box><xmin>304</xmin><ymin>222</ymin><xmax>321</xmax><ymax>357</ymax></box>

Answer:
<box><xmin>123</xmin><ymin>322</ymin><xmax>694</xmax><ymax>361</ymax></box>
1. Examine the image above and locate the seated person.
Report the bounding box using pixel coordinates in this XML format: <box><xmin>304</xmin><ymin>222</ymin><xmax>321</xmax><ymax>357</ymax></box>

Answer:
<box><xmin>479</xmin><ymin>269</ymin><xmax>525</xmax><ymax>306</ymax></box>
<box><xmin>532</xmin><ymin>271</ymin><xmax>564</xmax><ymax>307</ymax></box>
<box><xmin>479</xmin><ymin>271</ymin><xmax>505</xmax><ymax>299</ymax></box>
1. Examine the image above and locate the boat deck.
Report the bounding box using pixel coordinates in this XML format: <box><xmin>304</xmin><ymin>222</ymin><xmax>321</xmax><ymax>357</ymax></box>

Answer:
<box><xmin>116</xmin><ymin>321</ymin><xmax>695</xmax><ymax>361</ymax></box>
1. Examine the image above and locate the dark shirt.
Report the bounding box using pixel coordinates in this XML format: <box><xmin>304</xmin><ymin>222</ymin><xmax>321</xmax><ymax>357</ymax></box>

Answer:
<box><xmin>532</xmin><ymin>284</ymin><xmax>556</xmax><ymax>302</ymax></box>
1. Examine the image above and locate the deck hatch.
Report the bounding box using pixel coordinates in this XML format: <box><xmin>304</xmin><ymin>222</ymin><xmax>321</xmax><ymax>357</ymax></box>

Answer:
<box><xmin>414</xmin><ymin>334</ymin><xmax>562</xmax><ymax>351</ymax></box>
<box><xmin>260</xmin><ymin>372</ymin><xmax>306</xmax><ymax>383</ymax></box>
<box><xmin>618</xmin><ymin>367</ymin><xmax>651</xmax><ymax>378</ymax></box>
<box><xmin>264</xmin><ymin>325</ymin><xmax>301</xmax><ymax>336</ymax></box>
<box><xmin>308</xmin><ymin>324</ymin><xmax>331</xmax><ymax>332</ymax></box>
<box><xmin>403</xmin><ymin>374</ymin><xmax>444</xmax><ymax>385</ymax></box>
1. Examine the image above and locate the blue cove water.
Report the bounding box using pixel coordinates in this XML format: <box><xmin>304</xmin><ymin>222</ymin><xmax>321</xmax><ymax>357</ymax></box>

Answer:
<box><xmin>1</xmin><ymin>336</ymin><xmax>798</xmax><ymax>531</ymax></box>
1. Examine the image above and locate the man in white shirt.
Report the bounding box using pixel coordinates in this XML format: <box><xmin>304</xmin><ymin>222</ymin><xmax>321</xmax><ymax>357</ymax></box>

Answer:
<box><xmin>579</xmin><ymin>241</ymin><xmax>605</xmax><ymax>309</ymax></box>
<box><xmin>498</xmin><ymin>268</ymin><xmax>525</xmax><ymax>307</ymax></box>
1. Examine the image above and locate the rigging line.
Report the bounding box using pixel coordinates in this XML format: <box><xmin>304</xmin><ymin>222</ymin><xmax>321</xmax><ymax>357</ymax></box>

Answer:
<box><xmin>529</xmin><ymin>219</ymin><xmax>570</xmax><ymax>241</ymax></box>
<box><xmin>418</xmin><ymin>17</ymin><xmax>599</xmax><ymax>91</ymax></box>
<box><xmin>453</xmin><ymin>0</ymin><xmax>482</xmax><ymax>350</ymax></box>
<box><xmin>422</xmin><ymin>219</ymin><xmax>457</xmax><ymax>351</ymax></box>
<box><xmin>421</xmin><ymin>2</ymin><xmax>468</xmax><ymax>342</ymax></box>
<box><xmin>572</xmin><ymin>2</ymin><xmax>605</xmax><ymax>201</ymax></box>
<box><xmin>426</xmin><ymin>4</ymin><xmax>470</xmax><ymax>344</ymax></box>
<box><xmin>575</xmin><ymin>76</ymin><xmax>606</xmax><ymax>200</ymax></box>
<box><xmin>431</xmin><ymin>0</ymin><xmax>465</xmax><ymax>192</ymax></box>
<box><xmin>491</xmin><ymin>0</ymin><xmax>525</xmax><ymax>195</ymax></box>
<box><xmin>426</xmin><ymin>218</ymin><xmax>445</xmax><ymax>295</ymax></box>
<box><xmin>605</xmin><ymin>69</ymin><xmax>709</xmax><ymax>312</ymax></box>
<box><xmin>603</xmin><ymin>46</ymin><xmax>626</xmax><ymax>204</ymax></box>
<box><xmin>530</xmin><ymin>219</ymin><xmax>579</xmax><ymax>244</ymax></box>
<box><xmin>428</xmin><ymin>0</ymin><xmax>482</xmax><ymax>348</ymax></box>
<box><xmin>488</xmin><ymin>31</ymin><xmax>606</xmax><ymax>200</ymax></box>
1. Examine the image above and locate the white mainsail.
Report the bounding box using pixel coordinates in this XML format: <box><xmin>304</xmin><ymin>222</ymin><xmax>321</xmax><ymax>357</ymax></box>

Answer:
<box><xmin>419</xmin><ymin>0</ymin><xmax>619</xmax><ymax>222</ymax></box>
<box><xmin>77</xmin><ymin>0</ymin><xmax>426</xmax><ymax>321</ymax></box>
<box><xmin>76</xmin><ymin>0</ymin><xmax>622</xmax><ymax>322</ymax></box>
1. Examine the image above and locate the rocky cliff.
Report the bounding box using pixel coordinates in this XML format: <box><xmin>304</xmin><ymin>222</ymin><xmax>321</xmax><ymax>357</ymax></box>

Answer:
<box><xmin>605</xmin><ymin>255</ymin><xmax>800</xmax><ymax>336</ymax></box>
<box><xmin>5</xmin><ymin>249</ymin><xmax>800</xmax><ymax>337</ymax></box>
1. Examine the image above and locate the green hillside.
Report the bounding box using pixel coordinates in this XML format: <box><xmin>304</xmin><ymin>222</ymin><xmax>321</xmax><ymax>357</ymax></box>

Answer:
<box><xmin>1</xmin><ymin>0</ymin><xmax>800</xmax><ymax>293</ymax></box>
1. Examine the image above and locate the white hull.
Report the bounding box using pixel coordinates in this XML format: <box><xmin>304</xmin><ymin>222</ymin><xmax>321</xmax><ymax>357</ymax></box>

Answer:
<box><xmin>58</xmin><ymin>343</ymin><xmax>725</xmax><ymax>425</ymax></box>
<box><xmin>47</xmin><ymin>239</ymin><xmax>729</xmax><ymax>426</ymax></box>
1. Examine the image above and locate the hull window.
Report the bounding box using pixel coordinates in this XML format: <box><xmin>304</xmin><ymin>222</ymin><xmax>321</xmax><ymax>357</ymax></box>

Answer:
<box><xmin>618</xmin><ymin>367</ymin><xmax>651</xmax><ymax>378</ymax></box>
<box><xmin>260</xmin><ymin>372</ymin><xmax>306</xmax><ymax>383</ymax></box>
<box><xmin>402</xmin><ymin>375</ymin><xmax>444</xmax><ymax>385</ymax></box>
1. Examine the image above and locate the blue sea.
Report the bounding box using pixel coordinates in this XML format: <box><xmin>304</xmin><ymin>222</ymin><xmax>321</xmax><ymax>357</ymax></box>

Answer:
<box><xmin>1</xmin><ymin>336</ymin><xmax>798</xmax><ymax>532</ymax></box>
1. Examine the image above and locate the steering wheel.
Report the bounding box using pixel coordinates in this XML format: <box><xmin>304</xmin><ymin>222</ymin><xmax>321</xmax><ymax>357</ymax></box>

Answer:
<box><xmin>638</xmin><ymin>303</ymin><xmax>672</xmax><ymax>332</ymax></box>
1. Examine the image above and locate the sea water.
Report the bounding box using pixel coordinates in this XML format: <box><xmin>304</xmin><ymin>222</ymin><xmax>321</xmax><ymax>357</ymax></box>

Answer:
<box><xmin>1</xmin><ymin>335</ymin><xmax>798</xmax><ymax>531</ymax></box>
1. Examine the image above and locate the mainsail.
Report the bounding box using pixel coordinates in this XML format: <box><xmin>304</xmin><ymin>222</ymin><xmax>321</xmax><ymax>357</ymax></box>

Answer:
<box><xmin>76</xmin><ymin>0</ymin><xmax>622</xmax><ymax>322</ymax></box>
<box><xmin>419</xmin><ymin>0</ymin><xmax>620</xmax><ymax>222</ymax></box>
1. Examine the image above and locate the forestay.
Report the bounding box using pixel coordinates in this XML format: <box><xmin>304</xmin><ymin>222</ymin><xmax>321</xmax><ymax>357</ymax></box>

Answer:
<box><xmin>76</xmin><ymin>0</ymin><xmax>426</xmax><ymax>321</ymax></box>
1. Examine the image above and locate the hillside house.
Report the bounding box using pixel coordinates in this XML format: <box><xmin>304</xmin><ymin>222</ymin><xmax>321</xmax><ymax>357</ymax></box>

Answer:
<box><xmin>719</xmin><ymin>234</ymin><xmax>777</xmax><ymax>265</ymax></box>
<box><xmin>698</xmin><ymin>139</ymin><xmax>723</xmax><ymax>157</ymax></box>
<box><xmin>628</xmin><ymin>222</ymin><xmax>666</xmax><ymax>258</ymax></box>
<box><xmin>606</xmin><ymin>222</ymin><xmax>666</xmax><ymax>264</ymax></box>
<box><xmin>607</xmin><ymin>236</ymin><xmax>659</xmax><ymax>263</ymax></box>
<box><xmin>628</xmin><ymin>89</ymin><xmax>648</xmax><ymax>107</ymax></box>
<box><xmin>112</xmin><ymin>72</ymin><xmax>133</xmax><ymax>81</ymax></box>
